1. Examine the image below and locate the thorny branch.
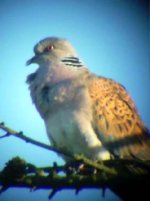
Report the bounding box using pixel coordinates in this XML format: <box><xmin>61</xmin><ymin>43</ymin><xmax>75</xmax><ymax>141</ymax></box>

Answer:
<box><xmin>0</xmin><ymin>122</ymin><xmax>116</xmax><ymax>175</ymax></box>
<box><xmin>0</xmin><ymin>122</ymin><xmax>63</xmax><ymax>154</ymax></box>
<box><xmin>0</xmin><ymin>122</ymin><xmax>150</xmax><ymax>201</ymax></box>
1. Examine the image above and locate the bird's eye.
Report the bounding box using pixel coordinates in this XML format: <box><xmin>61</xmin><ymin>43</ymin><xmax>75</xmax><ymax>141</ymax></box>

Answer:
<box><xmin>44</xmin><ymin>45</ymin><xmax>54</xmax><ymax>52</ymax></box>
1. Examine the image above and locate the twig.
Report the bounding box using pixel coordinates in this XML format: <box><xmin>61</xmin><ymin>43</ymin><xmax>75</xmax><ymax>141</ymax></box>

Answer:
<box><xmin>0</xmin><ymin>122</ymin><xmax>116</xmax><ymax>175</ymax></box>
<box><xmin>0</xmin><ymin>122</ymin><xmax>71</xmax><ymax>157</ymax></box>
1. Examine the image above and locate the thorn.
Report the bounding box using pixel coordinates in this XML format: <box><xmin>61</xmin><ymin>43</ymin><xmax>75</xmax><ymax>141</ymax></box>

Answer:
<box><xmin>75</xmin><ymin>188</ymin><xmax>81</xmax><ymax>195</ymax></box>
<box><xmin>0</xmin><ymin>186</ymin><xmax>8</xmax><ymax>194</ymax></box>
<box><xmin>102</xmin><ymin>188</ymin><xmax>106</xmax><ymax>197</ymax></box>
<box><xmin>53</xmin><ymin>162</ymin><xmax>57</xmax><ymax>169</ymax></box>
<box><xmin>18</xmin><ymin>131</ymin><xmax>23</xmax><ymax>135</ymax></box>
<box><xmin>53</xmin><ymin>162</ymin><xmax>58</xmax><ymax>173</ymax></box>
<box><xmin>48</xmin><ymin>162</ymin><xmax>58</xmax><ymax>178</ymax></box>
<box><xmin>30</xmin><ymin>186</ymin><xmax>37</xmax><ymax>192</ymax></box>
<box><xmin>0</xmin><ymin>122</ymin><xmax>5</xmax><ymax>126</ymax></box>
<box><xmin>48</xmin><ymin>189</ymin><xmax>57</xmax><ymax>200</ymax></box>
<box><xmin>0</xmin><ymin>132</ymin><xmax>10</xmax><ymax>138</ymax></box>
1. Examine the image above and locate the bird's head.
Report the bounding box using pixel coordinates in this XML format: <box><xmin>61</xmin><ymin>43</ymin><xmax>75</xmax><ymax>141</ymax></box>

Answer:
<box><xmin>26</xmin><ymin>37</ymin><xmax>78</xmax><ymax>66</ymax></box>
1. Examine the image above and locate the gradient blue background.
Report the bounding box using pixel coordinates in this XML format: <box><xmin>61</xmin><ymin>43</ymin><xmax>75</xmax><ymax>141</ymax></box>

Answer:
<box><xmin>0</xmin><ymin>0</ymin><xmax>149</xmax><ymax>200</ymax></box>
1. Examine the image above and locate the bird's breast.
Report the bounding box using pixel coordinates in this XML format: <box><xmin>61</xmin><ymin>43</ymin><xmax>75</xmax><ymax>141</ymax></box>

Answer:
<box><xmin>40</xmin><ymin>80</ymin><xmax>94</xmax><ymax>155</ymax></box>
<box><xmin>30</xmin><ymin>75</ymin><xmax>91</xmax><ymax>118</ymax></box>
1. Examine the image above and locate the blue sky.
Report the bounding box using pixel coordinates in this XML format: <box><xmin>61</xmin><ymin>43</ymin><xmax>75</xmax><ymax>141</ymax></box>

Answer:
<box><xmin>0</xmin><ymin>0</ymin><xmax>149</xmax><ymax>200</ymax></box>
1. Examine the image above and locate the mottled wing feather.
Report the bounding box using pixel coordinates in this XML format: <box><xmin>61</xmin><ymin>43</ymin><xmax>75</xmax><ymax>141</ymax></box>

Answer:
<box><xmin>88</xmin><ymin>76</ymin><xmax>150</xmax><ymax>159</ymax></box>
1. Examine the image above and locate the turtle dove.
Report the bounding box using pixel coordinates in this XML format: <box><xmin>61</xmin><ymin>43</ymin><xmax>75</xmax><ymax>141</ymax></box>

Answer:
<box><xmin>26</xmin><ymin>37</ymin><xmax>150</xmax><ymax>161</ymax></box>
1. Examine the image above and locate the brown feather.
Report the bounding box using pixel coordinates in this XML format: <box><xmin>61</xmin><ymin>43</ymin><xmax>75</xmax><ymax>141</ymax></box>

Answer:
<box><xmin>88</xmin><ymin>75</ymin><xmax>150</xmax><ymax>161</ymax></box>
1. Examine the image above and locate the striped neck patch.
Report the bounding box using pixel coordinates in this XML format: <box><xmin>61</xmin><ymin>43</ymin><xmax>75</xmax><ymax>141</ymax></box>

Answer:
<box><xmin>61</xmin><ymin>57</ymin><xmax>84</xmax><ymax>68</ymax></box>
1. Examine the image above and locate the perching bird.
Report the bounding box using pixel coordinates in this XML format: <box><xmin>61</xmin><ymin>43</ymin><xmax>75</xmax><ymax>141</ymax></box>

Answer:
<box><xmin>26</xmin><ymin>37</ymin><xmax>150</xmax><ymax>161</ymax></box>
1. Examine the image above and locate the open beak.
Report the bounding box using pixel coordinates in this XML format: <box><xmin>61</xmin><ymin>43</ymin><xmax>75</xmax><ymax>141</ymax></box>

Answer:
<box><xmin>26</xmin><ymin>55</ymin><xmax>38</xmax><ymax>66</ymax></box>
